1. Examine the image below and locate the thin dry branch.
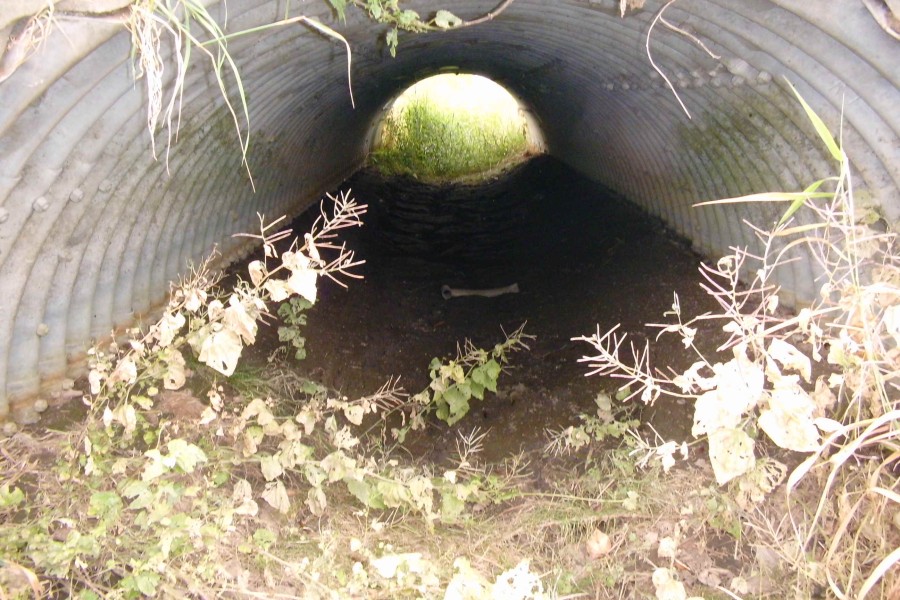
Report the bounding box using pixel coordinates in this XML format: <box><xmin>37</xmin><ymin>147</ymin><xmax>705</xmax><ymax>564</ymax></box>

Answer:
<box><xmin>646</xmin><ymin>0</ymin><xmax>692</xmax><ymax>119</ymax></box>
<box><xmin>458</xmin><ymin>0</ymin><xmax>518</xmax><ymax>27</ymax></box>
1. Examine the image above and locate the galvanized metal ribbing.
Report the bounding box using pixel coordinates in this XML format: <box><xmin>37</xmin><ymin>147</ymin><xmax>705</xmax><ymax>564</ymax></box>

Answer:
<box><xmin>0</xmin><ymin>0</ymin><xmax>897</xmax><ymax>420</ymax></box>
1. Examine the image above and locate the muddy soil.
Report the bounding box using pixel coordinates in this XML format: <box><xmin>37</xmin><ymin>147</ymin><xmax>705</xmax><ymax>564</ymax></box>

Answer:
<box><xmin>243</xmin><ymin>156</ymin><xmax>730</xmax><ymax>463</ymax></box>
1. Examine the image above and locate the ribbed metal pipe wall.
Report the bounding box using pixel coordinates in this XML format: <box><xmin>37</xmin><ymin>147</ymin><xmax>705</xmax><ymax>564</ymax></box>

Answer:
<box><xmin>0</xmin><ymin>0</ymin><xmax>897</xmax><ymax>422</ymax></box>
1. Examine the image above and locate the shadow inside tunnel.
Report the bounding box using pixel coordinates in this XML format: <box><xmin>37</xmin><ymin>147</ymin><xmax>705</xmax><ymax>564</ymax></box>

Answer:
<box><xmin>242</xmin><ymin>156</ymin><xmax>729</xmax><ymax>463</ymax></box>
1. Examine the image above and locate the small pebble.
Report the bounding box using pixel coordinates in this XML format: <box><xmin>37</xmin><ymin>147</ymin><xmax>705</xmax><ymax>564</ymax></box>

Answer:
<box><xmin>34</xmin><ymin>399</ymin><xmax>49</xmax><ymax>413</ymax></box>
<box><xmin>2</xmin><ymin>421</ymin><xmax>17</xmax><ymax>436</ymax></box>
<box><xmin>586</xmin><ymin>529</ymin><xmax>612</xmax><ymax>559</ymax></box>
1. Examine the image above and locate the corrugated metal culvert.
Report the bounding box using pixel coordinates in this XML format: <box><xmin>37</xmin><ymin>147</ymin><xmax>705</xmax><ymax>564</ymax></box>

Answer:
<box><xmin>0</xmin><ymin>0</ymin><xmax>897</xmax><ymax>422</ymax></box>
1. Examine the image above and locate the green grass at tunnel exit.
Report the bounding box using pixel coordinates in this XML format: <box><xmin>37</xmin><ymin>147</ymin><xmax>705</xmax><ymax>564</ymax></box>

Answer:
<box><xmin>370</xmin><ymin>75</ymin><xmax>530</xmax><ymax>183</ymax></box>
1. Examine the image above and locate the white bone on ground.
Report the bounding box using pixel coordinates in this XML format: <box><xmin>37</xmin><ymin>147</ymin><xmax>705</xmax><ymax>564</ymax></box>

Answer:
<box><xmin>441</xmin><ymin>283</ymin><xmax>519</xmax><ymax>299</ymax></box>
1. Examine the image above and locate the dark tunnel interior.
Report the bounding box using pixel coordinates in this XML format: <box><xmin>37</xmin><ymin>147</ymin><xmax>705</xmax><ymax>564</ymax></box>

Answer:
<box><xmin>231</xmin><ymin>156</ymin><xmax>728</xmax><ymax>459</ymax></box>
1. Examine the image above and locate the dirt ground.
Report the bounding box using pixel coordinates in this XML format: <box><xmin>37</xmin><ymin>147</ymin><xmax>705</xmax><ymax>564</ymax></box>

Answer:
<box><xmin>241</xmin><ymin>156</ymin><xmax>730</xmax><ymax>464</ymax></box>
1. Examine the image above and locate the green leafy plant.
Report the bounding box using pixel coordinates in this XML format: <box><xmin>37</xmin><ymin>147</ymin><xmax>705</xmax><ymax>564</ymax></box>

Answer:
<box><xmin>277</xmin><ymin>296</ymin><xmax>313</xmax><ymax>360</ymax></box>
<box><xmin>412</xmin><ymin>324</ymin><xmax>532</xmax><ymax>426</ymax></box>
<box><xmin>0</xmin><ymin>188</ymin><xmax>549</xmax><ymax>597</ymax></box>
<box><xmin>327</xmin><ymin>0</ymin><xmax>515</xmax><ymax>56</ymax></box>
<box><xmin>545</xmin><ymin>392</ymin><xmax>639</xmax><ymax>457</ymax></box>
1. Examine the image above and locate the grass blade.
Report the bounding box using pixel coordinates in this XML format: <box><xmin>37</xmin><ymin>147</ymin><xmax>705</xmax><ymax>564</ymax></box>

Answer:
<box><xmin>784</xmin><ymin>78</ymin><xmax>843</xmax><ymax>163</ymax></box>
<box><xmin>693</xmin><ymin>189</ymin><xmax>834</xmax><ymax>208</ymax></box>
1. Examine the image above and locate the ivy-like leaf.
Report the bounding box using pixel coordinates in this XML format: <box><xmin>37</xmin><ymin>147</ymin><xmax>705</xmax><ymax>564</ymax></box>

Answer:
<box><xmin>440</xmin><ymin>488</ymin><xmax>466</xmax><ymax>521</ymax></box>
<box><xmin>0</xmin><ymin>484</ymin><xmax>24</xmax><ymax>508</ymax></box>
<box><xmin>434</xmin><ymin>9</ymin><xmax>462</xmax><ymax>29</ymax></box>
<box><xmin>386</xmin><ymin>27</ymin><xmax>398</xmax><ymax>57</ymax></box>
<box><xmin>253</xmin><ymin>528</ymin><xmax>277</xmax><ymax>550</ymax></box>
<box><xmin>377</xmin><ymin>479</ymin><xmax>411</xmax><ymax>508</ymax></box>
<box><xmin>167</xmin><ymin>439</ymin><xmax>208</xmax><ymax>473</ymax></box>
<box><xmin>121</xmin><ymin>480</ymin><xmax>154</xmax><ymax>509</ymax></box>
<box><xmin>442</xmin><ymin>386</ymin><xmax>470</xmax><ymax>425</ymax></box>
<box><xmin>260</xmin><ymin>454</ymin><xmax>284</xmax><ymax>481</ymax></box>
<box><xmin>483</xmin><ymin>359</ymin><xmax>502</xmax><ymax>381</ymax></box>
<box><xmin>346</xmin><ymin>477</ymin><xmax>386</xmax><ymax>509</ymax></box>
<box><xmin>88</xmin><ymin>491</ymin><xmax>123</xmax><ymax>522</ymax></box>
<box><xmin>321</xmin><ymin>450</ymin><xmax>357</xmax><ymax>482</ymax></box>
<box><xmin>397</xmin><ymin>9</ymin><xmax>420</xmax><ymax>26</ymax></box>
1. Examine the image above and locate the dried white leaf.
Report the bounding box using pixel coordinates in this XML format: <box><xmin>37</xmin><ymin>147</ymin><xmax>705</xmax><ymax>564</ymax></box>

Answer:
<box><xmin>281</xmin><ymin>250</ymin><xmax>310</xmax><ymax>272</ymax></box>
<box><xmin>343</xmin><ymin>403</ymin><xmax>365</xmax><ymax>426</ymax></box>
<box><xmin>248</xmin><ymin>260</ymin><xmax>265</xmax><ymax>287</ymax></box>
<box><xmin>491</xmin><ymin>558</ymin><xmax>545</xmax><ymax>599</ymax></box>
<box><xmin>260</xmin><ymin>454</ymin><xmax>285</xmax><ymax>481</ymax></box>
<box><xmin>163</xmin><ymin>349</ymin><xmax>186</xmax><ymax>390</ymax></box>
<box><xmin>657</xmin><ymin>536</ymin><xmax>678</xmax><ymax>559</ymax></box>
<box><xmin>263</xmin><ymin>278</ymin><xmax>292</xmax><ymax>302</ymax></box>
<box><xmin>156</xmin><ymin>311</ymin><xmax>186</xmax><ymax>346</ymax></box>
<box><xmin>371</xmin><ymin>553</ymin><xmax>424</xmax><ymax>579</ymax></box>
<box><xmin>768</xmin><ymin>338</ymin><xmax>811</xmax><ymax>382</ymax></box>
<box><xmin>652</xmin><ymin>567</ymin><xmax>687</xmax><ymax>600</ymax></box>
<box><xmin>224</xmin><ymin>294</ymin><xmax>258</xmax><ymax>345</ymax></box>
<box><xmin>262</xmin><ymin>480</ymin><xmax>291</xmax><ymax>514</ymax></box>
<box><xmin>207</xmin><ymin>299</ymin><xmax>225</xmax><ymax>321</ymax></box>
<box><xmin>814</xmin><ymin>417</ymin><xmax>843</xmax><ymax>433</ymax></box>
<box><xmin>89</xmin><ymin>369</ymin><xmax>104</xmax><ymax>395</ymax></box>
<box><xmin>692</xmin><ymin>390</ymin><xmax>741</xmax><ymax>436</ymax></box>
<box><xmin>656</xmin><ymin>441</ymin><xmax>679</xmax><ymax>473</ymax></box>
<box><xmin>232</xmin><ymin>479</ymin><xmax>259</xmax><ymax>516</ymax></box>
<box><xmin>673</xmin><ymin>361</ymin><xmax>711</xmax><ymax>393</ymax></box>
<box><xmin>287</xmin><ymin>268</ymin><xmax>318</xmax><ymax>304</ymax></box>
<box><xmin>109</xmin><ymin>356</ymin><xmax>138</xmax><ymax>386</ymax></box>
<box><xmin>183</xmin><ymin>288</ymin><xmax>206</xmax><ymax>313</ymax></box>
<box><xmin>708</xmin><ymin>427</ymin><xmax>756</xmax><ymax>485</ymax></box>
<box><xmin>113</xmin><ymin>403</ymin><xmax>138</xmax><ymax>436</ymax></box>
<box><xmin>199</xmin><ymin>406</ymin><xmax>218</xmax><ymax>425</ymax></box>
<box><xmin>758</xmin><ymin>384</ymin><xmax>819</xmax><ymax>452</ymax></box>
<box><xmin>198</xmin><ymin>328</ymin><xmax>243</xmax><ymax>376</ymax></box>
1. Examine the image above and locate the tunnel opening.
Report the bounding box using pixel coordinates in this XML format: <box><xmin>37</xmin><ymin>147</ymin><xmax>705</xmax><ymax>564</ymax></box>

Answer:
<box><xmin>366</xmin><ymin>72</ymin><xmax>544</xmax><ymax>183</ymax></box>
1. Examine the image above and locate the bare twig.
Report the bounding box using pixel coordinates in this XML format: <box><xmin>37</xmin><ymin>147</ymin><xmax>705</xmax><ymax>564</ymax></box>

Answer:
<box><xmin>660</xmin><ymin>16</ymin><xmax>720</xmax><ymax>60</ymax></box>
<box><xmin>646</xmin><ymin>0</ymin><xmax>692</xmax><ymax>119</ymax></box>
<box><xmin>459</xmin><ymin>0</ymin><xmax>518</xmax><ymax>28</ymax></box>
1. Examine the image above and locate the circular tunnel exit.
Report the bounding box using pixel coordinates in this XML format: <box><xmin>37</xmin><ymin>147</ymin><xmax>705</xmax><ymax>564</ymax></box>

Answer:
<box><xmin>0</xmin><ymin>0</ymin><xmax>898</xmax><ymax>422</ymax></box>
<box><xmin>365</xmin><ymin>71</ymin><xmax>546</xmax><ymax>179</ymax></box>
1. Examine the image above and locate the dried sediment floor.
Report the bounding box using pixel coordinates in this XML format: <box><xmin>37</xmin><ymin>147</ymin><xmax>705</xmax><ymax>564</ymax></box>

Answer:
<box><xmin>244</xmin><ymin>157</ymin><xmax>728</xmax><ymax>462</ymax></box>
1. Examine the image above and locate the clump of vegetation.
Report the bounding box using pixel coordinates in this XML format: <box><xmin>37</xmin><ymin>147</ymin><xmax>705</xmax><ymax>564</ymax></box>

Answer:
<box><xmin>370</xmin><ymin>97</ymin><xmax>529</xmax><ymax>183</ymax></box>
<box><xmin>0</xmin><ymin>192</ymin><xmax>545</xmax><ymax>598</ymax></box>
<box><xmin>569</xmin><ymin>83</ymin><xmax>898</xmax><ymax>598</ymax></box>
